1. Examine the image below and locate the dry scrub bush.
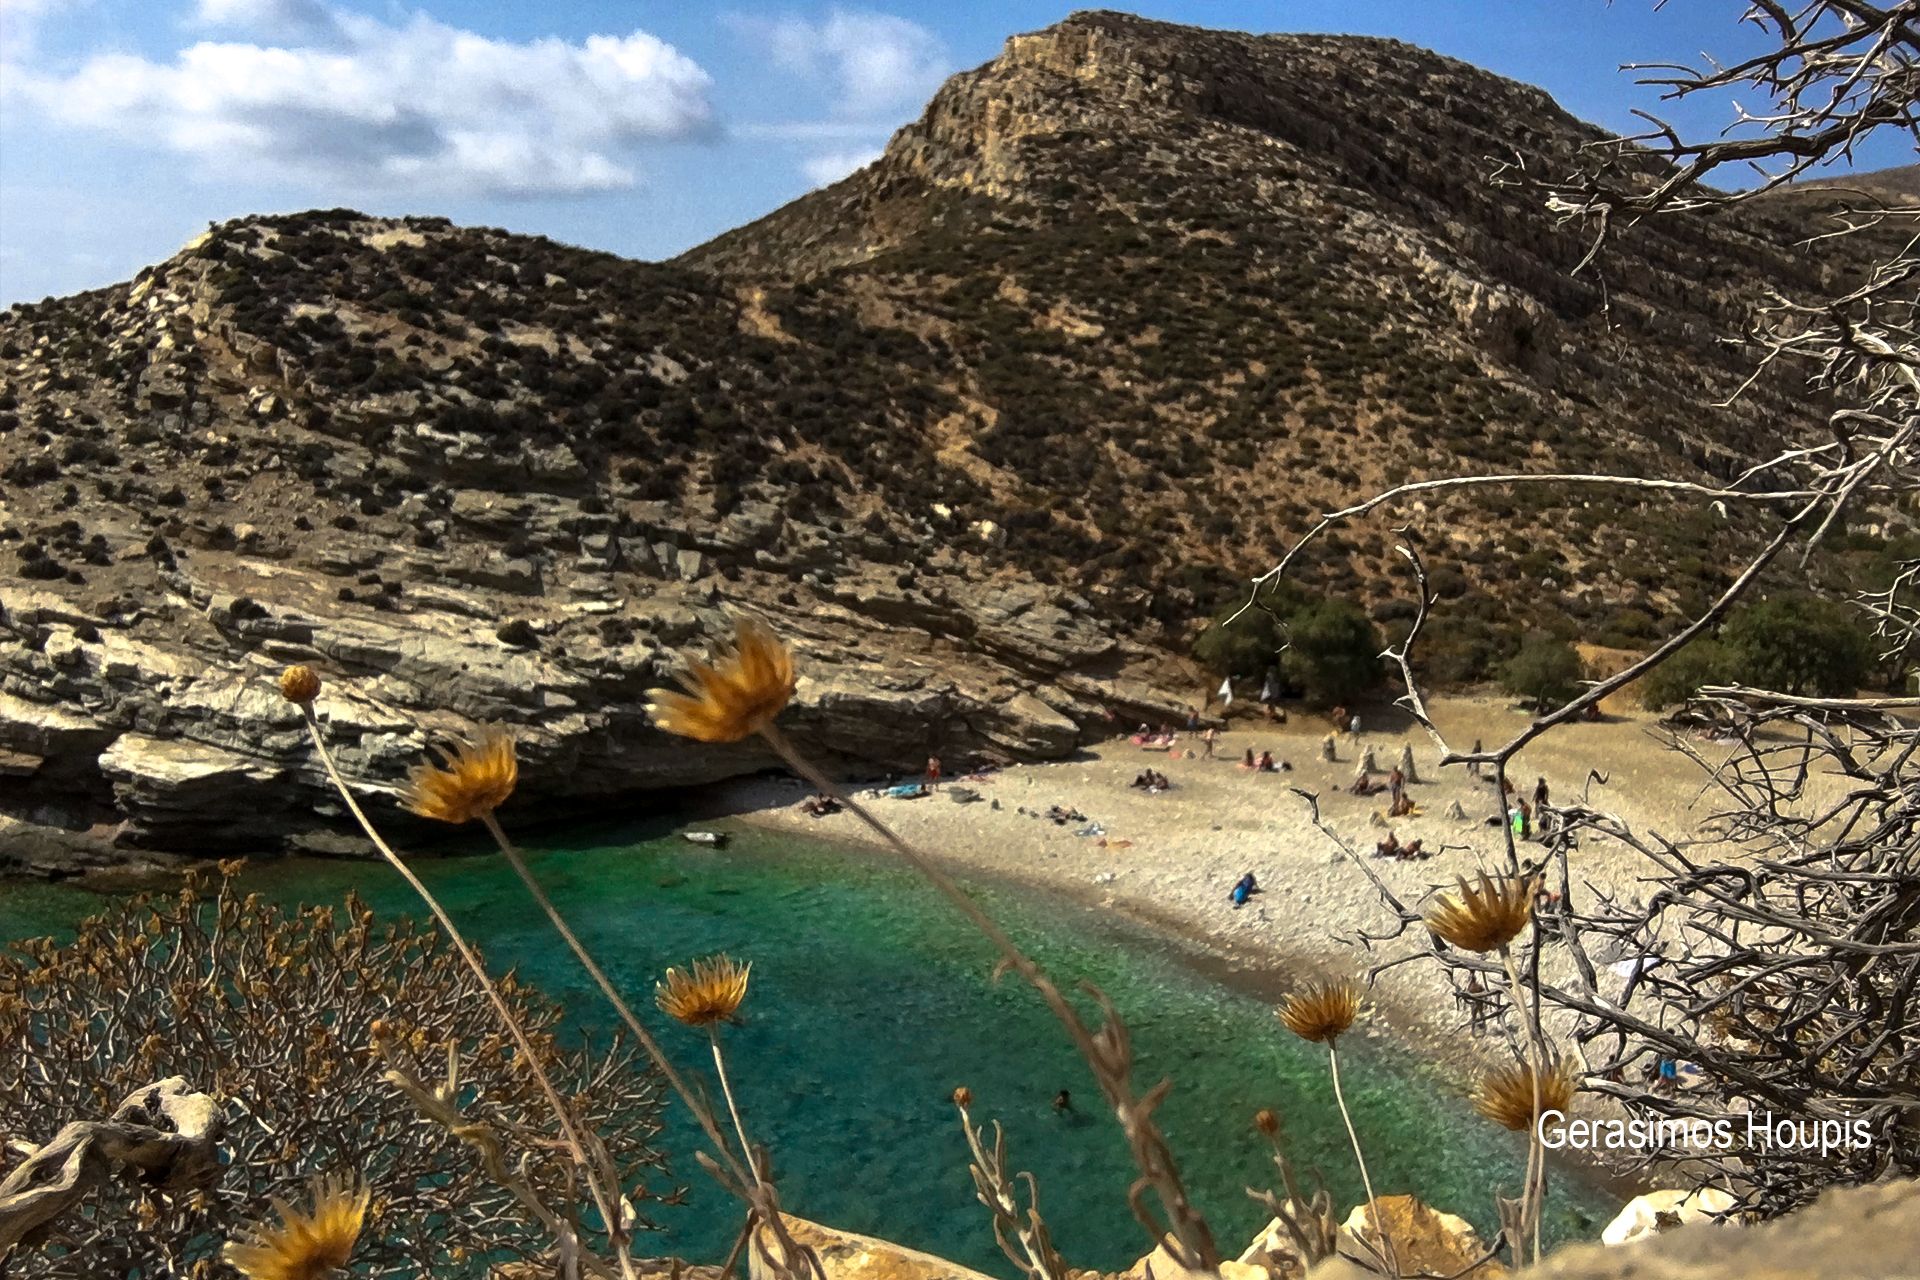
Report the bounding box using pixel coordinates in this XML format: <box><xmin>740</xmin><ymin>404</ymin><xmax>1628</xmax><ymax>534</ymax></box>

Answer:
<box><xmin>0</xmin><ymin>869</ymin><xmax>671</xmax><ymax>1277</ymax></box>
<box><xmin>1231</xmin><ymin>0</ymin><xmax>1920</xmax><ymax>1229</ymax></box>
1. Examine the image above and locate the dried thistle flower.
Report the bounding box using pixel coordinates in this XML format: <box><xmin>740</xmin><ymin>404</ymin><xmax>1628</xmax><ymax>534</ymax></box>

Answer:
<box><xmin>398</xmin><ymin>727</ymin><xmax>517</xmax><ymax>825</ymax></box>
<box><xmin>222</xmin><ymin>1174</ymin><xmax>369</xmax><ymax>1280</ymax></box>
<box><xmin>278</xmin><ymin>665</ymin><xmax>322</xmax><ymax>705</ymax></box>
<box><xmin>1277</xmin><ymin>979</ymin><xmax>1363</xmax><ymax>1045</ymax></box>
<box><xmin>1252</xmin><ymin>1108</ymin><xmax>1280</xmax><ymax>1136</ymax></box>
<box><xmin>1424</xmin><ymin>871</ymin><xmax>1536</xmax><ymax>953</ymax></box>
<box><xmin>655</xmin><ymin>954</ymin><xmax>751</xmax><ymax>1027</ymax></box>
<box><xmin>647</xmin><ymin>616</ymin><xmax>795</xmax><ymax>743</ymax></box>
<box><xmin>1472</xmin><ymin>1057</ymin><xmax>1578</xmax><ymax>1132</ymax></box>
<box><xmin>953</xmin><ymin>1085</ymin><xmax>973</xmax><ymax>1107</ymax></box>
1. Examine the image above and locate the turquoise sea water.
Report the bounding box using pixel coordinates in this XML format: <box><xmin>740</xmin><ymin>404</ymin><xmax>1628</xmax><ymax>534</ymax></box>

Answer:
<box><xmin>1</xmin><ymin>820</ymin><xmax>1611</xmax><ymax>1271</ymax></box>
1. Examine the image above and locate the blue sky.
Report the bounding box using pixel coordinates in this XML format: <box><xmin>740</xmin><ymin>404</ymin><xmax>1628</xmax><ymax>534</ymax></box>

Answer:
<box><xmin>0</xmin><ymin>1</ymin><xmax>1909</xmax><ymax>306</ymax></box>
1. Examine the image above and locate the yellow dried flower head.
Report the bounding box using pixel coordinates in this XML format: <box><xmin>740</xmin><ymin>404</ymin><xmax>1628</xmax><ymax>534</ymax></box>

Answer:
<box><xmin>1277</xmin><ymin>979</ymin><xmax>1363</xmax><ymax>1045</ymax></box>
<box><xmin>1472</xmin><ymin>1057</ymin><xmax>1578</xmax><ymax>1132</ymax></box>
<box><xmin>399</xmin><ymin>727</ymin><xmax>517</xmax><ymax>825</ymax></box>
<box><xmin>1252</xmin><ymin>1108</ymin><xmax>1280</xmax><ymax>1136</ymax></box>
<box><xmin>1424</xmin><ymin>871</ymin><xmax>1536</xmax><ymax>953</ymax></box>
<box><xmin>953</xmin><ymin>1085</ymin><xmax>973</xmax><ymax>1108</ymax></box>
<box><xmin>647</xmin><ymin>616</ymin><xmax>795</xmax><ymax>743</ymax></box>
<box><xmin>655</xmin><ymin>954</ymin><xmax>752</xmax><ymax>1027</ymax></box>
<box><xmin>223</xmin><ymin>1174</ymin><xmax>369</xmax><ymax>1280</ymax></box>
<box><xmin>278</xmin><ymin>665</ymin><xmax>322</xmax><ymax>705</ymax></box>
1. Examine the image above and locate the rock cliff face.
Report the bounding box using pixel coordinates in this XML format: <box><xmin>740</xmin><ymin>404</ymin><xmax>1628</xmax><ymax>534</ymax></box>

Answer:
<box><xmin>0</xmin><ymin>11</ymin><xmax>1889</xmax><ymax>867</ymax></box>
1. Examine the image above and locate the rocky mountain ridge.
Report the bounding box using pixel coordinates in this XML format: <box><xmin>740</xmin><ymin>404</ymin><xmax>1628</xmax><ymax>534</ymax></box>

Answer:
<box><xmin>0</xmin><ymin>11</ymin><xmax>1890</xmax><ymax>867</ymax></box>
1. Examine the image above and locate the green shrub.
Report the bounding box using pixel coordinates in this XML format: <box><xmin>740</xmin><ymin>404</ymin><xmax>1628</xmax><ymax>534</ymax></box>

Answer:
<box><xmin>1190</xmin><ymin>582</ymin><xmax>1309</xmax><ymax>678</ymax></box>
<box><xmin>1721</xmin><ymin>595</ymin><xmax>1875</xmax><ymax>696</ymax></box>
<box><xmin>1281</xmin><ymin>598</ymin><xmax>1384</xmax><ymax>707</ymax></box>
<box><xmin>1638</xmin><ymin>638</ymin><xmax>1733</xmax><ymax>710</ymax></box>
<box><xmin>1501</xmin><ymin>633</ymin><xmax>1585</xmax><ymax>711</ymax></box>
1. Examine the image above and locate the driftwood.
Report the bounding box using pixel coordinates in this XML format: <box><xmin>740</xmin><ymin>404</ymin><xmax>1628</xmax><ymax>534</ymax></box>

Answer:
<box><xmin>0</xmin><ymin>1077</ymin><xmax>223</xmax><ymax>1253</ymax></box>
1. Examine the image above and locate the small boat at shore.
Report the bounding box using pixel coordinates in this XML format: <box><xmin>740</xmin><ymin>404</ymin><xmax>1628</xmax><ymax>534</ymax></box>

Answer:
<box><xmin>682</xmin><ymin>830</ymin><xmax>730</xmax><ymax>848</ymax></box>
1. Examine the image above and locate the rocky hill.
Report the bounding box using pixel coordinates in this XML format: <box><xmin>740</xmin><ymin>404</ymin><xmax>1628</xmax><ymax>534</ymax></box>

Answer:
<box><xmin>0</xmin><ymin>11</ymin><xmax>1891</xmax><ymax>866</ymax></box>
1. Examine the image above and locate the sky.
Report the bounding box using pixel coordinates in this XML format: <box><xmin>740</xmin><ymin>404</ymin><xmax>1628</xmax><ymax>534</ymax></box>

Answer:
<box><xmin>0</xmin><ymin>1</ymin><xmax>1910</xmax><ymax>306</ymax></box>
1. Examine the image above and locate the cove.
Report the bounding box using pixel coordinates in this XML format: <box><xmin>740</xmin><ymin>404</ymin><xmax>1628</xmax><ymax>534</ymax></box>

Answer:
<box><xmin>1</xmin><ymin>820</ymin><xmax>1613</xmax><ymax>1272</ymax></box>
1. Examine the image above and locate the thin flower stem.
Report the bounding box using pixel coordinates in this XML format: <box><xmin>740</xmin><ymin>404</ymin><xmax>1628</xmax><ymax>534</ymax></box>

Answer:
<box><xmin>1500</xmin><ymin>945</ymin><xmax>1546</xmax><ymax>1268</ymax></box>
<box><xmin>298</xmin><ymin>710</ymin><xmax>638</xmax><ymax>1280</ymax></box>
<box><xmin>757</xmin><ymin>722</ymin><xmax>1220</xmax><ymax>1269</ymax></box>
<box><xmin>478</xmin><ymin>812</ymin><xmax>756</xmax><ymax>1191</ymax></box>
<box><xmin>719</xmin><ymin>1212</ymin><xmax>756</xmax><ymax>1280</ymax></box>
<box><xmin>1328</xmin><ymin>1043</ymin><xmax>1399</xmax><ymax>1278</ymax></box>
<box><xmin>709</xmin><ymin>1028</ymin><xmax>764</xmax><ymax>1189</ymax></box>
<box><xmin>477</xmin><ymin>818</ymin><xmax>825</xmax><ymax>1280</ymax></box>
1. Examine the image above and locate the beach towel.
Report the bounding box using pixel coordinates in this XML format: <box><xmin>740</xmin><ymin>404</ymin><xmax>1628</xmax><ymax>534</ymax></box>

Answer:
<box><xmin>887</xmin><ymin>783</ymin><xmax>929</xmax><ymax>800</ymax></box>
<box><xmin>1073</xmin><ymin>822</ymin><xmax>1107</xmax><ymax>838</ymax></box>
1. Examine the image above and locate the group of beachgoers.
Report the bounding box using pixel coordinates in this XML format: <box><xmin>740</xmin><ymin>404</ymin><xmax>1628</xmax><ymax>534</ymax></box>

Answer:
<box><xmin>1129</xmin><ymin>768</ymin><xmax>1172</xmax><ymax>792</ymax></box>
<box><xmin>1372</xmin><ymin>830</ymin><xmax>1430</xmax><ymax>861</ymax></box>
<box><xmin>1238</xmin><ymin>748</ymin><xmax>1291</xmax><ymax>773</ymax></box>
<box><xmin>1129</xmin><ymin>725</ymin><xmax>1182</xmax><ymax>749</ymax></box>
<box><xmin>1467</xmin><ymin>759</ymin><xmax>1555</xmax><ymax>840</ymax></box>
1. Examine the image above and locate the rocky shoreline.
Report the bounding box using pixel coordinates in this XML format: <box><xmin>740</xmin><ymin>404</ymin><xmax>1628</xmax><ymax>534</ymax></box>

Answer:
<box><xmin>1</xmin><ymin>570</ymin><xmax>1207</xmax><ymax>875</ymax></box>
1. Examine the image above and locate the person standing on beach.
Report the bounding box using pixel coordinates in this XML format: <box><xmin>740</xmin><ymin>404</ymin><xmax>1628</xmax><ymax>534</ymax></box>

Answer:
<box><xmin>1201</xmin><ymin>726</ymin><xmax>1218</xmax><ymax>759</ymax></box>
<box><xmin>925</xmin><ymin>755</ymin><xmax>941</xmax><ymax>791</ymax></box>
<box><xmin>1468</xmin><ymin>739</ymin><xmax>1483</xmax><ymax>778</ymax></box>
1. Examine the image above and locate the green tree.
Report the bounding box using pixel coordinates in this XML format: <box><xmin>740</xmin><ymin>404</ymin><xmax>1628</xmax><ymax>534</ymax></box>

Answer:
<box><xmin>1501</xmin><ymin>633</ymin><xmax>1585</xmax><ymax>712</ymax></box>
<box><xmin>1282</xmin><ymin>598</ymin><xmax>1383</xmax><ymax>706</ymax></box>
<box><xmin>1638</xmin><ymin>638</ymin><xmax>1733</xmax><ymax>711</ymax></box>
<box><xmin>1191</xmin><ymin>581</ymin><xmax>1309</xmax><ymax>679</ymax></box>
<box><xmin>1721</xmin><ymin>595</ymin><xmax>1874</xmax><ymax>696</ymax></box>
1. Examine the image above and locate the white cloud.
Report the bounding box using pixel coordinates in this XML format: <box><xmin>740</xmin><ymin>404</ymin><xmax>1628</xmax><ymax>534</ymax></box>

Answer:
<box><xmin>189</xmin><ymin>0</ymin><xmax>340</xmax><ymax>41</ymax></box>
<box><xmin>9</xmin><ymin>5</ymin><xmax>715</xmax><ymax>197</ymax></box>
<box><xmin>1</xmin><ymin>0</ymin><xmax>82</xmax><ymax>63</ymax></box>
<box><xmin>730</xmin><ymin>7</ymin><xmax>949</xmax><ymax>117</ymax></box>
<box><xmin>801</xmin><ymin>146</ymin><xmax>881</xmax><ymax>187</ymax></box>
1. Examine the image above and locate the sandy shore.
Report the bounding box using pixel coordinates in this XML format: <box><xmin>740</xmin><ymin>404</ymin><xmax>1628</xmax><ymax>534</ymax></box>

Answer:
<box><xmin>717</xmin><ymin>694</ymin><xmax>1793</xmax><ymax>1093</ymax></box>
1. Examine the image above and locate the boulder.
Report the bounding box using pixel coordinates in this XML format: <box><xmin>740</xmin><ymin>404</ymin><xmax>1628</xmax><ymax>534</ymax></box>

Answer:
<box><xmin>1600</xmin><ymin>1188</ymin><xmax>1737</xmax><ymax>1248</ymax></box>
<box><xmin>0</xmin><ymin>693</ymin><xmax>115</xmax><ymax>759</ymax></box>
<box><xmin>749</xmin><ymin>1216</ymin><xmax>998</xmax><ymax>1280</ymax></box>
<box><xmin>1338</xmin><ymin>1195</ymin><xmax>1501</xmax><ymax>1278</ymax></box>
<box><xmin>1523</xmin><ymin>1177</ymin><xmax>1914</xmax><ymax>1279</ymax></box>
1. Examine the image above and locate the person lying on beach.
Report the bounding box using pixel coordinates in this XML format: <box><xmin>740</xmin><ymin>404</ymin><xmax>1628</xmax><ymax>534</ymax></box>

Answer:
<box><xmin>1373</xmin><ymin>833</ymin><xmax>1430</xmax><ymax>861</ymax></box>
<box><xmin>799</xmin><ymin>794</ymin><xmax>843</xmax><ymax>818</ymax></box>
<box><xmin>1256</xmin><ymin>750</ymin><xmax>1277</xmax><ymax>772</ymax></box>
<box><xmin>1045</xmin><ymin>805</ymin><xmax>1087</xmax><ymax>825</ymax></box>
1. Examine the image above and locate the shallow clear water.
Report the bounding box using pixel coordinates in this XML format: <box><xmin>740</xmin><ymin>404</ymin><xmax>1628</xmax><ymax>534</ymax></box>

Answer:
<box><xmin>2</xmin><ymin>818</ymin><xmax>1612</xmax><ymax>1271</ymax></box>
